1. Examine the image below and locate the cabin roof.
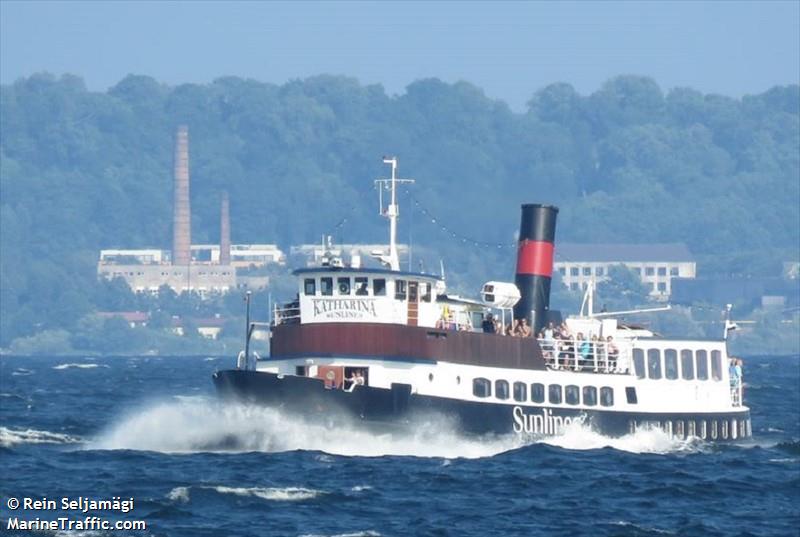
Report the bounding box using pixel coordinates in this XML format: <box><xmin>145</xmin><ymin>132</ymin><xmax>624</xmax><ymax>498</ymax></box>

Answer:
<box><xmin>293</xmin><ymin>266</ymin><xmax>443</xmax><ymax>281</ymax></box>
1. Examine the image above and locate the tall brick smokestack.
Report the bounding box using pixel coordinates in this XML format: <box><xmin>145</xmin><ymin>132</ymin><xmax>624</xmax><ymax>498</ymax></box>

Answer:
<box><xmin>172</xmin><ymin>125</ymin><xmax>191</xmax><ymax>265</ymax></box>
<box><xmin>513</xmin><ymin>204</ymin><xmax>559</xmax><ymax>335</ymax></box>
<box><xmin>219</xmin><ymin>191</ymin><xmax>231</xmax><ymax>265</ymax></box>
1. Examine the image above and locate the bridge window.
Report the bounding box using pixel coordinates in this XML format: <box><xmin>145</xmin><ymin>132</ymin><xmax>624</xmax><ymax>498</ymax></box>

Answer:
<box><xmin>531</xmin><ymin>383</ymin><xmax>545</xmax><ymax>403</ymax></box>
<box><xmin>373</xmin><ymin>278</ymin><xmax>386</xmax><ymax>296</ymax></box>
<box><xmin>583</xmin><ymin>386</ymin><xmax>597</xmax><ymax>406</ymax></box>
<box><xmin>548</xmin><ymin>384</ymin><xmax>562</xmax><ymax>404</ymax></box>
<box><xmin>337</xmin><ymin>277</ymin><xmax>351</xmax><ymax>295</ymax></box>
<box><xmin>320</xmin><ymin>277</ymin><xmax>333</xmax><ymax>296</ymax></box>
<box><xmin>711</xmin><ymin>350</ymin><xmax>722</xmax><ymax>381</ymax></box>
<box><xmin>421</xmin><ymin>282</ymin><xmax>432</xmax><ymax>302</ymax></box>
<box><xmin>495</xmin><ymin>380</ymin><xmax>509</xmax><ymax>400</ymax></box>
<box><xmin>681</xmin><ymin>350</ymin><xmax>694</xmax><ymax>380</ymax></box>
<box><xmin>304</xmin><ymin>278</ymin><xmax>316</xmax><ymax>296</ymax></box>
<box><xmin>513</xmin><ymin>382</ymin><xmax>527</xmax><ymax>402</ymax></box>
<box><xmin>665</xmin><ymin>349</ymin><xmax>678</xmax><ymax>380</ymax></box>
<box><xmin>633</xmin><ymin>349</ymin><xmax>645</xmax><ymax>379</ymax></box>
<box><xmin>625</xmin><ymin>387</ymin><xmax>637</xmax><ymax>404</ymax></box>
<box><xmin>473</xmin><ymin>378</ymin><xmax>491</xmax><ymax>398</ymax></box>
<box><xmin>600</xmin><ymin>387</ymin><xmax>614</xmax><ymax>407</ymax></box>
<box><xmin>565</xmin><ymin>385</ymin><xmax>580</xmax><ymax>405</ymax></box>
<box><xmin>354</xmin><ymin>277</ymin><xmax>368</xmax><ymax>296</ymax></box>
<box><xmin>647</xmin><ymin>349</ymin><xmax>662</xmax><ymax>379</ymax></box>
<box><xmin>696</xmin><ymin>350</ymin><xmax>709</xmax><ymax>380</ymax></box>
<box><xmin>395</xmin><ymin>280</ymin><xmax>407</xmax><ymax>300</ymax></box>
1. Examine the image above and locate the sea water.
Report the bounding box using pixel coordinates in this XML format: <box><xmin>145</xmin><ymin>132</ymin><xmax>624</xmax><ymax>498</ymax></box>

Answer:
<box><xmin>0</xmin><ymin>354</ymin><xmax>797</xmax><ymax>536</ymax></box>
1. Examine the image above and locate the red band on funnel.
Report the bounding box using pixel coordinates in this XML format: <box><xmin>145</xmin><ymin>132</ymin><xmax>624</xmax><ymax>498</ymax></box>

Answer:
<box><xmin>516</xmin><ymin>240</ymin><xmax>554</xmax><ymax>277</ymax></box>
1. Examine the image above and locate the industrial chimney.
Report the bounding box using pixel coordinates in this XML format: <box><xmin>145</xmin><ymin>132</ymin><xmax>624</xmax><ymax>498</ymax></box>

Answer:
<box><xmin>219</xmin><ymin>191</ymin><xmax>231</xmax><ymax>265</ymax></box>
<box><xmin>513</xmin><ymin>204</ymin><xmax>559</xmax><ymax>335</ymax></box>
<box><xmin>172</xmin><ymin>125</ymin><xmax>191</xmax><ymax>265</ymax></box>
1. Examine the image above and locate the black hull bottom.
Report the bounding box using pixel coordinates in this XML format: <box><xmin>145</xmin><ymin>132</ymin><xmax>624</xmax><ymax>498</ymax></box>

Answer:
<box><xmin>212</xmin><ymin>370</ymin><xmax>752</xmax><ymax>441</ymax></box>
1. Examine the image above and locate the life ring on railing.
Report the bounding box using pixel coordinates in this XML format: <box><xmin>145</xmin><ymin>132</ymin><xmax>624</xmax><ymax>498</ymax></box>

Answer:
<box><xmin>339</xmin><ymin>282</ymin><xmax>350</xmax><ymax>294</ymax></box>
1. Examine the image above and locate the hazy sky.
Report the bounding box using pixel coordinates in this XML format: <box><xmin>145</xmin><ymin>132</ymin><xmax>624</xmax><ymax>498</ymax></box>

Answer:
<box><xmin>1</xmin><ymin>1</ymin><xmax>798</xmax><ymax>110</ymax></box>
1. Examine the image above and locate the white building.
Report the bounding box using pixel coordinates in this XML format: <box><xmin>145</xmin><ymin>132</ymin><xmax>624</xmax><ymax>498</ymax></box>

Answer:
<box><xmin>554</xmin><ymin>243</ymin><xmax>696</xmax><ymax>301</ymax></box>
<box><xmin>191</xmin><ymin>244</ymin><xmax>285</xmax><ymax>267</ymax></box>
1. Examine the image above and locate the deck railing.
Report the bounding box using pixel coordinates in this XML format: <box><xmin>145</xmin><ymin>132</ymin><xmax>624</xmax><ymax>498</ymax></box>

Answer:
<box><xmin>538</xmin><ymin>338</ymin><xmax>632</xmax><ymax>374</ymax></box>
<box><xmin>273</xmin><ymin>303</ymin><xmax>300</xmax><ymax>325</ymax></box>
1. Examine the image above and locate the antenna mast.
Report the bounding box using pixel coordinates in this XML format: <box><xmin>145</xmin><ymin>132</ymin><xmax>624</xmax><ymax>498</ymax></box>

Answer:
<box><xmin>374</xmin><ymin>156</ymin><xmax>414</xmax><ymax>271</ymax></box>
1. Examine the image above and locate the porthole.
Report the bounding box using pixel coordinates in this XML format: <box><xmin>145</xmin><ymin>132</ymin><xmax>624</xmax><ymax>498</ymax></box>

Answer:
<box><xmin>428</xmin><ymin>373</ymin><xmax>434</xmax><ymax>382</ymax></box>
<box><xmin>456</xmin><ymin>376</ymin><xmax>461</xmax><ymax>385</ymax></box>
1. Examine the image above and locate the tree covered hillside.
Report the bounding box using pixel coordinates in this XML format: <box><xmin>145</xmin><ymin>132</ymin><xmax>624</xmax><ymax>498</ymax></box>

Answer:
<box><xmin>1</xmin><ymin>73</ymin><xmax>798</xmax><ymax>347</ymax></box>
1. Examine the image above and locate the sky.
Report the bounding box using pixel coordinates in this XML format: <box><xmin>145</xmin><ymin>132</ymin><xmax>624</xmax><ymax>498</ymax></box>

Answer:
<box><xmin>1</xmin><ymin>1</ymin><xmax>798</xmax><ymax>111</ymax></box>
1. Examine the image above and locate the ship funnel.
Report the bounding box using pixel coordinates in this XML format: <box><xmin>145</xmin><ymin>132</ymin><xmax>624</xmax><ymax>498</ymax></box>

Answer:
<box><xmin>513</xmin><ymin>204</ymin><xmax>559</xmax><ymax>334</ymax></box>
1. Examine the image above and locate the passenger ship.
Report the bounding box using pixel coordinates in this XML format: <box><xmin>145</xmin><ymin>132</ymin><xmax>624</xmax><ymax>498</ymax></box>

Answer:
<box><xmin>213</xmin><ymin>157</ymin><xmax>751</xmax><ymax>442</ymax></box>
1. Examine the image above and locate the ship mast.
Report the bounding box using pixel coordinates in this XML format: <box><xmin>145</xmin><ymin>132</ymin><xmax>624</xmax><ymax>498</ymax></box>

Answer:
<box><xmin>374</xmin><ymin>156</ymin><xmax>414</xmax><ymax>271</ymax></box>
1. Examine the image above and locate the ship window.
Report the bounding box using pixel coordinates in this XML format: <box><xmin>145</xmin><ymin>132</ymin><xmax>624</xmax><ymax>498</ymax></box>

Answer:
<box><xmin>645</xmin><ymin>266</ymin><xmax>655</xmax><ymax>276</ymax></box>
<box><xmin>711</xmin><ymin>350</ymin><xmax>722</xmax><ymax>381</ymax></box>
<box><xmin>711</xmin><ymin>420</ymin><xmax>718</xmax><ymax>439</ymax></box>
<box><xmin>320</xmin><ymin>277</ymin><xmax>333</xmax><ymax>296</ymax></box>
<box><xmin>548</xmin><ymin>384</ymin><xmax>562</xmax><ymax>404</ymax></box>
<box><xmin>558</xmin><ymin>267</ymin><xmax>566</xmax><ymax>276</ymax></box>
<box><xmin>595</xmin><ymin>266</ymin><xmax>604</xmax><ymax>276</ymax></box>
<box><xmin>665</xmin><ymin>349</ymin><xmax>678</xmax><ymax>380</ymax></box>
<box><xmin>354</xmin><ymin>277</ymin><xmax>368</xmax><ymax>296</ymax></box>
<box><xmin>681</xmin><ymin>350</ymin><xmax>694</xmax><ymax>380</ymax></box>
<box><xmin>582</xmin><ymin>267</ymin><xmax>591</xmax><ymax>276</ymax></box>
<box><xmin>633</xmin><ymin>349</ymin><xmax>645</xmax><ymax>379</ymax></box>
<box><xmin>495</xmin><ymin>380</ymin><xmax>509</xmax><ymax>400</ymax></box>
<box><xmin>687</xmin><ymin>420</ymin><xmax>696</xmax><ymax>438</ymax></box>
<box><xmin>337</xmin><ymin>277</ymin><xmax>351</xmax><ymax>295</ymax></box>
<box><xmin>570</xmin><ymin>267</ymin><xmax>579</xmax><ymax>276</ymax></box>
<box><xmin>583</xmin><ymin>386</ymin><xmax>597</xmax><ymax>406</ymax></box>
<box><xmin>657</xmin><ymin>282</ymin><xmax>667</xmax><ymax>292</ymax></box>
<box><xmin>473</xmin><ymin>378</ymin><xmax>491</xmax><ymax>398</ymax></box>
<box><xmin>395</xmin><ymin>280</ymin><xmax>407</xmax><ymax>300</ymax></box>
<box><xmin>600</xmin><ymin>387</ymin><xmax>614</xmax><ymax>407</ymax></box>
<box><xmin>674</xmin><ymin>420</ymin><xmax>685</xmax><ymax>439</ymax></box>
<box><xmin>700</xmin><ymin>420</ymin><xmax>707</xmax><ymax>439</ymax></box>
<box><xmin>647</xmin><ymin>349</ymin><xmax>662</xmax><ymax>379</ymax></box>
<box><xmin>513</xmin><ymin>382</ymin><xmax>527</xmax><ymax>402</ymax></box>
<box><xmin>421</xmin><ymin>282</ymin><xmax>432</xmax><ymax>302</ymax></box>
<box><xmin>625</xmin><ymin>387</ymin><xmax>637</xmax><ymax>404</ymax></box>
<box><xmin>658</xmin><ymin>267</ymin><xmax>667</xmax><ymax>276</ymax></box>
<box><xmin>696</xmin><ymin>350</ymin><xmax>709</xmax><ymax>380</ymax></box>
<box><xmin>565</xmin><ymin>385</ymin><xmax>580</xmax><ymax>405</ymax></box>
<box><xmin>721</xmin><ymin>419</ymin><xmax>728</xmax><ymax>439</ymax></box>
<box><xmin>304</xmin><ymin>278</ymin><xmax>316</xmax><ymax>296</ymax></box>
<box><xmin>373</xmin><ymin>278</ymin><xmax>386</xmax><ymax>296</ymax></box>
<box><xmin>531</xmin><ymin>383</ymin><xmax>545</xmax><ymax>403</ymax></box>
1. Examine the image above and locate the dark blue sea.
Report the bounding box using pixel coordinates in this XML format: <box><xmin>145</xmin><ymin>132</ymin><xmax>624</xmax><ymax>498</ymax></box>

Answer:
<box><xmin>1</xmin><ymin>354</ymin><xmax>798</xmax><ymax>537</ymax></box>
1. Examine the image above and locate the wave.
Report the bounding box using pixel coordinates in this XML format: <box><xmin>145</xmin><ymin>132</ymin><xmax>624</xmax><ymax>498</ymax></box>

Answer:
<box><xmin>166</xmin><ymin>485</ymin><xmax>322</xmax><ymax>503</ymax></box>
<box><xmin>88</xmin><ymin>398</ymin><xmax>524</xmax><ymax>458</ymax></box>
<box><xmin>532</xmin><ymin>419</ymin><xmax>706</xmax><ymax>455</ymax></box>
<box><xmin>0</xmin><ymin>426</ymin><xmax>82</xmax><ymax>448</ymax></box>
<box><xmin>53</xmin><ymin>363</ymin><xmax>108</xmax><ymax>370</ymax></box>
<box><xmin>88</xmin><ymin>398</ymin><xmax>702</xmax><ymax>458</ymax></box>
<box><xmin>300</xmin><ymin>532</ymin><xmax>381</xmax><ymax>537</ymax></box>
<box><xmin>11</xmin><ymin>368</ymin><xmax>34</xmax><ymax>376</ymax></box>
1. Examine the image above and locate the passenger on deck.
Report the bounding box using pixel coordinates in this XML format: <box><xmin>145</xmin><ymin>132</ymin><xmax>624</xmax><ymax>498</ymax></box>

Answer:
<box><xmin>505</xmin><ymin>323</ymin><xmax>514</xmax><ymax>336</ymax></box>
<box><xmin>516</xmin><ymin>318</ymin><xmax>532</xmax><ymax>338</ymax></box>
<box><xmin>606</xmin><ymin>336</ymin><xmax>619</xmax><ymax>370</ymax></box>
<box><xmin>347</xmin><ymin>370</ymin><xmax>365</xmax><ymax>392</ymax></box>
<box><xmin>495</xmin><ymin>318</ymin><xmax>505</xmax><ymax>335</ymax></box>
<box><xmin>481</xmin><ymin>313</ymin><xmax>496</xmax><ymax>334</ymax></box>
<box><xmin>577</xmin><ymin>333</ymin><xmax>592</xmax><ymax>369</ymax></box>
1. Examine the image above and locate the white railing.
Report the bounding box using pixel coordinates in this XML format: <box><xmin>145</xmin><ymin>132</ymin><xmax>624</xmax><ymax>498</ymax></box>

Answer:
<box><xmin>273</xmin><ymin>303</ymin><xmax>300</xmax><ymax>325</ymax></box>
<box><xmin>538</xmin><ymin>338</ymin><xmax>632</xmax><ymax>374</ymax></box>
